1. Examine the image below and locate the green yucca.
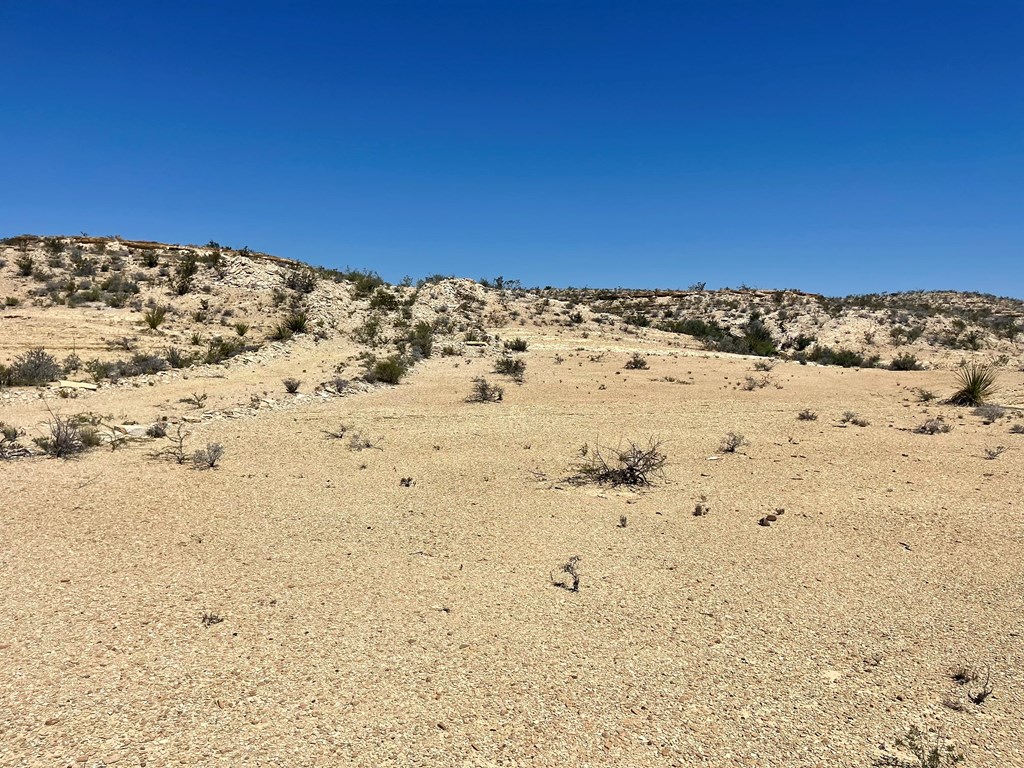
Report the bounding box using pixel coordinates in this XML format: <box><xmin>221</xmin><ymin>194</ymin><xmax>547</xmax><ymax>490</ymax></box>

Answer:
<box><xmin>948</xmin><ymin>363</ymin><xmax>998</xmax><ymax>406</ymax></box>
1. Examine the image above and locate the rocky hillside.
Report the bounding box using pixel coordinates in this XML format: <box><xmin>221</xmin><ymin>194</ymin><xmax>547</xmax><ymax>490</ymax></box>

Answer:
<box><xmin>1</xmin><ymin>235</ymin><xmax>1021</xmax><ymax>392</ymax></box>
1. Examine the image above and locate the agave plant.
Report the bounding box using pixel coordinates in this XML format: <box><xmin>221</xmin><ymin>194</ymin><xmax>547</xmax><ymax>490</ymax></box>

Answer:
<box><xmin>948</xmin><ymin>363</ymin><xmax>998</xmax><ymax>406</ymax></box>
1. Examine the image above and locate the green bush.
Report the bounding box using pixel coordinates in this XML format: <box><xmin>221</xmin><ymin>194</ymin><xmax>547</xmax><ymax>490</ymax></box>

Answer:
<box><xmin>366</xmin><ymin>355</ymin><xmax>408</xmax><ymax>384</ymax></box>
<box><xmin>889</xmin><ymin>353</ymin><xmax>921</xmax><ymax>371</ymax></box>
<box><xmin>144</xmin><ymin>305</ymin><xmax>169</xmax><ymax>329</ymax></box>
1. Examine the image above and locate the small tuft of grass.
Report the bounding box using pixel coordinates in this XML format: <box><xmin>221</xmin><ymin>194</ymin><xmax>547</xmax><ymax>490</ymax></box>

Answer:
<box><xmin>797</xmin><ymin>409</ymin><xmax>818</xmax><ymax>421</ymax></box>
<box><xmin>143</xmin><ymin>304</ymin><xmax>169</xmax><ymax>329</ymax></box>
<box><xmin>984</xmin><ymin>445</ymin><xmax>1007</xmax><ymax>460</ymax></box>
<box><xmin>840</xmin><ymin>411</ymin><xmax>870</xmax><ymax>427</ymax></box>
<box><xmin>282</xmin><ymin>377</ymin><xmax>301</xmax><ymax>394</ymax></box>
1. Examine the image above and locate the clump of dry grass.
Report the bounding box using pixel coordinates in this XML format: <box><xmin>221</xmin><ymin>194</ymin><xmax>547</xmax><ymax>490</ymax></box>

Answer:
<box><xmin>915</xmin><ymin>418</ymin><xmax>952</xmax><ymax>435</ymax></box>
<box><xmin>719</xmin><ymin>432</ymin><xmax>746</xmax><ymax>453</ymax></box>
<box><xmin>551</xmin><ymin>556</ymin><xmax>581</xmax><ymax>592</ymax></box>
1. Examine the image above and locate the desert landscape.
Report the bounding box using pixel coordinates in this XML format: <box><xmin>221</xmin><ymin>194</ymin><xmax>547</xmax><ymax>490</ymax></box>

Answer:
<box><xmin>1</xmin><ymin>235</ymin><xmax>1022</xmax><ymax>767</ymax></box>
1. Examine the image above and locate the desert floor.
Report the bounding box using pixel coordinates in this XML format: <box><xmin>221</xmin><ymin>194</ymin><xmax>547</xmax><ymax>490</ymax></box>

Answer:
<box><xmin>2</xmin><ymin>329</ymin><xmax>1023</xmax><ymax>767</ymax></box>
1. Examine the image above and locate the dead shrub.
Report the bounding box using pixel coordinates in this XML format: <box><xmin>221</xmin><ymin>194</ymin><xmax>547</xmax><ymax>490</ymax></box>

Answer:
<box><xmin>572</xmin><ymin>437</ymin><xmax>667</xmax><ymax>486</ymax></box>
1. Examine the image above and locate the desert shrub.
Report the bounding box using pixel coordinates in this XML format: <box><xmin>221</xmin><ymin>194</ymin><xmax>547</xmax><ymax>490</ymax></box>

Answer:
<box><xmin>551</xmin><ymin>555</ymin><xmax>581</xmax><ymax>592</ymax></box>
<box><xmin>192</xmin><ymin>442</ymin><xmax>224</xmax><ymax>469</ymax></box>
<box><xmin>719</xmin><ymin>432</ymin><xmax>746</xmax><ymax>453</ymax></box>
<box><xmin>399</xmin><ymin>321</ymin><xmax>434</xmax><ymax>359</ymax></box>
<box><xmin>165</xmin><ymin>347</ymin><xmax>192</xmax><ymax>369</ymax></box>
<box><xmin>9</xmin><ymin>348</ymin><xmax>63</xmax><ymax>385</ymax></box>
<box><xmin>896</xmin><ymin>726</ymin><xmax>963</xmax><ymax>768</ymax></box>
<box><xmin>840</xmin><ymin>410</ymin><xmax>870</xmax><ymax>427</ymax></box>
<box><xmin>234</xmin><ymin>321</ymin><xmax>250</xmax><ymax>337</ymax></box>
<box><xmin>623</xmin><ymin>352</ymin><xmax>649</xmax><ymax>370</ymax></box>
<box><xmin>1009</xmin><ymin>423</ymin><xmax>1024</xmax><ymax>435</ymax></box>
<box><xmin>141</xmin><ymin>251</ymin><xmax>160</xmax><ymax>268</ymax></box>
<box><xmin>283</xmin><ymin>377</ymin><xmax>301</xmax><ymax>393</ymax></box>
<box><xmin>285</xmin><ymin>269</ymin><xmax>318</xmax><ymax>293</ymax></box>
<box><xmin>365</xmin><ymin>355</ymin><xmax>407</xmax><ymax>384</ymax></box>
<box><xmin>122</xmin><ymin>353</ymin><xmax>168</xmax><ymax>376</ymax></box>
<box><xmin>143</xmin><ymin>304</ymin><xmax>169</xmax><ymax>329</ymax></box>
<box><xmin>984</xmin><ymin>445</ymin><xmax>1007</xmax><ymax>460</ymax></box>
<box><xmin>504</xmin><ymin>337</ymin><xmax>529</xmax><ymax>352</ymax></box>
<box><xmin>914</xmin><ymin>387</ymin><xmax>937</xmax><ymax>402</ymax></box>
<box><xmin>494</xmin><ymin>356</ymin><xmax>526</xmax><ymax>382</ymax></box>
<box><xmin>146</xmin><ymin>421</ymin><xmax>168</xmax><ymax>438</ymax></box>
<box><xmin>15</xmin><ymin>253</ymin><xmax>36</xmax><ymax>276</ymax></box>
<box><xmin>440</xmin><ymin>344</ymin><xmax>459</xmax><ymax>356</ymax></box>
<box><xmin>804</xmin><ymin>345</ymin><xmax>878</xmax><ymax>368</ymax></box>
<box><xmin>4</xmin><ymin>296</ymin><xmax>19</xmax><ymax>307</ymax></box>
<box><xmin>283</xmin><ymin>310</ymin><xmax>308</xmax><ymax>334</ymax></box>
<box><xmin>573</xmin><ymin>438</ymin><xmax>667</xmax><ymax>486</ymax></box>
<box><xmin>344</xmin><ymin>270</ymin><xmax>384</xmax><ymax>298</ymax></box>
<box><xmin>973</xmin><ymin>404</ymin><xmax>1005</xmax><ymax>423</ymax></box>
<box><xmin>35</xmin><ymin>411</ymin><xmax>88</xmax><ymax>457</ymax></box>
<box><xmin>368</xmin><ymin>287</ymin><xmax>399</xmax><ymax>310</ymax></box>
<box><xmin>797</xmin><ymin>409</ymin><xmax>818</xmax><ymax>421</ymax></box>
<box><xmin>0</xmin><ymin>422</ymin><xmax>26</xmax><ymax>459</ymax></box>
<box><xmin>889</xmin><ymin>353</ymin><xmax>921</xmax><ymax>371</ymax></box>
<box><xmin>947</xmin><ymin>363</ymin><xmax>998</xmax><ymax>406</ymax></box>
<box><xmin>915</xmin><ymin>418</ymin><xmax>952</xmax><ymax>434</ymax></box>
<box><xmin>467</xmin><ymin>377</ymin><xmax>504</xmax><ymax>403</ymax></box>
<box><xmin>171</xmin><ymin>252</ymin><xmax>198</xmax><ymax>295</ymax></box>
<box><xmin>205</xmin><ymin>337</ymin><xmax>246</xmax><ymax>364</ymax></box>
<box><xmin>269</xmin><ymin>323</ymin><xmax>294</xmax><ymax>341</ymax></box>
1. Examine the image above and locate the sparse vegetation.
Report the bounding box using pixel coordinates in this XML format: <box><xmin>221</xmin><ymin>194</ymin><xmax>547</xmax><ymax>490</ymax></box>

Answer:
<box><xmin>947</xmin><ymin>362</ymin><xmax>998</xmax><ymax>406</ymax></box>
<box><xmin>192</xmin><ymin>442</ymin><xmax>224</xmax><ymax>469</ymax></box>
<box><xmin>143</xmin><ymin>304</ymin><xmax>168</xmax><ymax>329</ymax></box>
<box><xmin>572</xmin><ymin>437</ymin><xmax>667</xmax><ymax>486</ymax></box>
<box><xmin>283</xmin><ymin>377</ymin><xmax>301</xmax><ymax>394</ymax></box>
<box><xmin>915</xmin><ymin>418</ymin><xmax>952</xmax><ymax>435</ymax></box>
<box><xmin>467</xmin><ymin>377</ymin><xmax>504</xmax><ymax>403</ymax></box>
<box><xmin>895</xmin><ymin>726</ymin><xmax>964</xmax><ymax>767</ymax></box>
<box><xmin>365</xmin><ymin>355</ymin><xmax>408</xmax><ymax>384</ymax></box>
<box><xmin>504</xmin><ymin>337</ymin><xmax>529</xmax><ymax>352</ymax></box>
<box><xmin>494</xmin><ymin>356</ymin><xmax>526</xmax><ymax>382</ymax></box>
<box><xmin>623</xmin><ymin>352</ymin><xmax>649</xmax><ymax>370</ymax></box>
<box><xmin>551</xmin><ymin>556</ymin><xmax>581</xmax><ymax>592</ymax></box>
<box><xmin>719</xmin><ymin>432</ymin><xmax>746</xmax><ymax>453</ymax></box>
<box><xmin>840</xmin><ymin>411</ymin><xmax>870</xmax><ymax>427</ymax></box>
<box><xmin>984</xmin><ymin>445</ymin><xmax>1007</xmax><ymax>460</ymax></box>
<box><xmin>797</xmin><ymin>409</ymin><xmax>818</xmax><ymax>421</ymax></box>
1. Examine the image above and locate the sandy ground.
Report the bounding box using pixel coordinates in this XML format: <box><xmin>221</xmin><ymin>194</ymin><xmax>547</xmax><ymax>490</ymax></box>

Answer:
<box><xmin>2</xmin><ymin>328</ymin><xmax>1023</xmax><ymax>767</ymax></box>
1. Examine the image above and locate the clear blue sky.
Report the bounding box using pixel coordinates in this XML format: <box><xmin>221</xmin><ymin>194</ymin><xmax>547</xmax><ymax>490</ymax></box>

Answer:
<box><xmin>2</xmin><ymin>2</ymin><xmax>1021</xmax><ymax>296</ymax></box>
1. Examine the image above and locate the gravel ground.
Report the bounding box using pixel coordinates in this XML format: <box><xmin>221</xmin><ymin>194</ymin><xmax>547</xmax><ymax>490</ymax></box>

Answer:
<box><xmin>2</xmin><ymin>330</ymin><xmax>1023</xmax><ymax>767</ymax></box>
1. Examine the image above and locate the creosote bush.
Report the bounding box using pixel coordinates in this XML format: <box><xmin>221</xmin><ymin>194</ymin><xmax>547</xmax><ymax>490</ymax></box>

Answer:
<box><xmin>573</xmin><ymin>437</ymin><xmax>667</xmax><ymax>486</ymax></box>
<box><xmin>623</xmin><ymin>352</ymin><xmax>649</xmax><ymax>370</ymax></box>
<box><xmin>504</xmin><ymin>337</ymin><xmax>529</xmax><ymax>352</ymax></box>
<box><xmin>365</xmin><ymin>355</ymin><xmax>408</xmax><ymax>385</ymax></box>
<box><xmin>494</xmin><ymin>356</ymin><xmax>526</xmax><ymax>382</ymax></box>
<box><xmin>467</xmin><ymin>377</ymin><xmax>503</xmax><ymax>403</ymax></box>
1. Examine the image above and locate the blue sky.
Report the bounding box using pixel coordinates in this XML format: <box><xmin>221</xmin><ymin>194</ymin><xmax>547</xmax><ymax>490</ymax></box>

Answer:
<box><xmin>1</xmin><ymin>2</ymin><xmax>1021</xmax><ymax>296</ymax></box>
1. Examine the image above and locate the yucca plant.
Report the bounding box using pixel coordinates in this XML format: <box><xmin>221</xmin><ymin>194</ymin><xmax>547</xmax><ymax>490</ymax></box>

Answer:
<box><xmin>143</xmin><ymin>304</ymin><xmax>168</xmax><ymax>329</ymax></box>
<box><xmin>948</xmin><ymin>363</ymin><xmax>998</xmax><ymax>406</ymax></box>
